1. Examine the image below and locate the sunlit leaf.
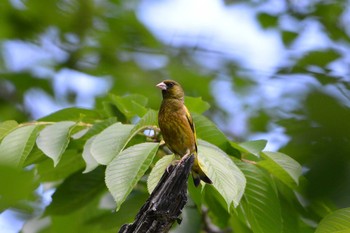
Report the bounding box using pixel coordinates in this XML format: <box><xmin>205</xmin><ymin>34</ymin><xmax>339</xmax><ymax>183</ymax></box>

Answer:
<box><xmin>110</xmin><ymin>94</ymin><xmax>148</xmax><ymax>119</ymax></box>
<box><xmin>185</xmin><ymin>96</ymin><xmax>210</xmax><ymax>114</ymax></box>
<box><xmin>239</xmin><ymin>139</ymin><xmax>267</xmax><ymax>157</ymax></box>
<box><xmin>0</xmin><ymin>125</ymin><xmax>38</xmax><ymax>167</ymax></box>
<box><xmin>259</xmin><ymin>151</ymin><xmax>302</xmax><ymax>188</ymax></box>
<box><xmin>38</xmin><ymin>108</ymin><xmax>101</xmax><ymax>123</ymax></box>
<box><xmin>81</xmin><ymin>118</ymin><xmax>118</xmax><ymax>141</ymax></box>
<box><xmin>90</xmin><ymin>123</ymin><xmax>134</xmax><ymax>165</ymax></box>
<box><xmin>36</xmin><ymin>121</ymin><xmax>76</xmax><ymax>166</ymax></box>
<box><xmin>193</xmin><ymin>114</ymin><xmax>229</xmax><ymax>150</ymax></box>
<box><xmin>147</xmin><ymin>154</ymin><xmax>174</xmax><ymax>194</ymax></box>
<box><xmin>105</xmin><ymin>142</ymin><xmax>159</xmax><ymax>211</ymax></box>
<box><xmin>82</xmin><ymin>136</ymin><xmax>99</xmax><ymax>173</ymax></box>
<box><xmin>315</xmin><ymin>208</ymin><xmax>350</xmax><ymax>233</ymax></box>
<box><xmin>0</xmin><ymin>120</ymin><xmax>18</xmax><ymax>141</ymax></box>
<box><xmin>237</xmin><ymin>162</ymin><xmax>283</xmax><ymax>233</ymax></box>
<box><xmin>198</xmin><ymin>140</ymin><xmax>246</xmax><ymax>209</ymax></box>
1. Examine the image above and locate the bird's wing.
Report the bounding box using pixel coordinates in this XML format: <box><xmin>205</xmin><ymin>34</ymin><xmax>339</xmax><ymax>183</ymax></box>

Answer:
<box><xmin>184</xmin><ymin>105</ymin><xmax>198</xmax><ymax>151</ymax></box>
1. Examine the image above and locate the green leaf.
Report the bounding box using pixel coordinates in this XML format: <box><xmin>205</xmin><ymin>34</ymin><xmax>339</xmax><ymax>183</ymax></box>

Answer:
<box><xmin>45</xmin><ymin>167</ymin><xmax>105</xmax><ymax>215</ymax></box>
<box><xmin>82</xmin><ymin>136</ymin><xmax>99</xmax><ymax>173</ymax></box>
<box><xmin>257</xmin><ymin>12</ymin><xmax>278</xmax><ymax>29</ymax></box>
<box><xmin>110</xmin><ymin>94</ymin><xmax>148</xmax><ymax>119</ymax></box>
<box><xmin>259</xmin><ymin>151</ymin><xmax>302</xmax><ymax>188</ymax></box>
<box><xmin>204</xmin><ymin>185</ymin><xmax>231</xmax><ymax>228</ymax></box>
<box><xmin>282</xmin><ymin>30</ymin><xmax>298</xmax><ymax>46</ymax></box>
<box><xmin>37</xmin><ymin>150</ymin><xmax>85</xmax><ymax>182</ymax></box>
<box><xmin>315</xmin><ymin>208</ymin><xmax>350</xmax><ymax>233</ymax></box>
<box><xmin>38</xmin><ymin>107</ymin><xmax>101</xmax><ymax>123</ymax></box>
<box><xmin>296</xmin><ymin>50</ymin><xmax>341</xmax><ymax>68</ymax></box>
<box><xmin>47</xmin><ymin>191</ymin><xmax>104</xmax><ymax>233</ymax></box>
<box><xmin>86</xmin><ymin>190</ymin><xmax>149</xmax><ymax>231</ymax></box>
<box><xmin>0</xmin><ymin>165</ymin><xmax>37</xmax><ymax>212</ymax></box>
<box><xmin>197</xmin><ymin>139</ymin><xmax>246</xmax><ymax>209</ymax></box>
<box><xmin>237</xmin><ymin>162</ymin><xmax>283</xmax><ymax>233</ymax></box>
<box><xmin>90</xmin><ymin>123</ymin><xmax>134</xmax><ymax>165</ymax></box>
<box><xmin>239</xmin><ymin>139</ymin><xmax>267</xmax><ymax>157</ymax></box>
<box><xmin>105</xmin><ymin>142</ymin><xmax>159</xmax><ymax>211</ymax></box>
<box><xmin>193</xmin><ymin>114</ymin><xmax>229</xmax><ymax>150</ymax></box>
<box><xmin>171</xmin><ymin>204</ymin><xmax>202</xmax><ymax>233</ymax></box>
<box><xmin>130</xmin><ymin>109</ymin><xmax>158</xmax><ymax>137</ymax></box>
<box><xmin>147</xmin><ymin>154</ymin><xmax>175</xmax><ymax>194</ymax></box>
<box><xmin>0</xmin><ymin>125</ymin><xmax>38</xmax><ymax>167</ymax></box>
<box><xmin>0</xmin><ymin>120</ymin><xmax>18</xmax><ymax>141</ymax></box>
<box><xmin>185</xmin><ymin>96</ymin><xmax>210</xmax><ymax>114</ymax></box>
<box><xmin>36</xmin><ymin>121</ymin><xmax>76</xmax><ymax>166</ymax></box>
<box><xmin>81</xmin><ymin>118</ymin><xmax>118</xmax><ymax>141</ymax></box>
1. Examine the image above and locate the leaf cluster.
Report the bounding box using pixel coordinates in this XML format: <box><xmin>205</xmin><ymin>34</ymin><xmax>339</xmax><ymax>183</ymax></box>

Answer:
<box><xmin>0</xmin><ymin>94</ymin><xmax>344</xmax><ymax>232</ymax></box>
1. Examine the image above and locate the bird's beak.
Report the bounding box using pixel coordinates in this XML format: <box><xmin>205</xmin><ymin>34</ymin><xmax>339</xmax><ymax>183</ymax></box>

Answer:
<box><xmin>156</xmin><ymin>82</ymin><xmax>167</xmax><ymax>90</ymax></box>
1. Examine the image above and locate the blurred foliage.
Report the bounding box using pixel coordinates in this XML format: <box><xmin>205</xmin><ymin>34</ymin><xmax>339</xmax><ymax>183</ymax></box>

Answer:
<box><xmin>0</xmin><ymin>0</ymin><xmax>350</xmax><ymax>232</ymax></box>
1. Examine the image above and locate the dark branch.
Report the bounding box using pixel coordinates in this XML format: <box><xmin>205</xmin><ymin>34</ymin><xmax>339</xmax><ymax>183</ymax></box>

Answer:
<box><xmin>119</xmin><ymin>154</ymin><xmax>194</xmax><ymax>233</ymax></box>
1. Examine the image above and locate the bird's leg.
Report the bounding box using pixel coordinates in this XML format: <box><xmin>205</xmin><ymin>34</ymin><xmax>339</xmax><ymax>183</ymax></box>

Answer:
<box><xmin>179</xmin><ymin>149</ymin><xmax>191</xmax><ymax>164</ymax></box>
<box><xmin>166</xmin><ymin>155</ymin><xmax>181</xmax><ymax>173</ymax></box>
<box><xmin>165</xmin><ymin>150</ymin><xmax>191</xmax><ymax>173</ymax></box>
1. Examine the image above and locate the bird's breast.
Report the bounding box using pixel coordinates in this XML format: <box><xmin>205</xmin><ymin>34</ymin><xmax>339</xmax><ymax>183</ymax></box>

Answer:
<box><xmin>158</xmin><ymin>101</ymin><xmax>196</xmax><ymax>156</ymax></box>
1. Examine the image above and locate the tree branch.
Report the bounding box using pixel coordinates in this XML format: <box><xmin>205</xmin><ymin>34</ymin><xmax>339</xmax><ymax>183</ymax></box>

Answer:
<box><xmin>119</xmin><ymin>154</ymin><xmax>194</xmax><ymax>233</ymax></box>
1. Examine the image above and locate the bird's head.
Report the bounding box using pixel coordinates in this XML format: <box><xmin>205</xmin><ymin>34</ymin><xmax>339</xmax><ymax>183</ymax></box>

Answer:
<box><xmin>156</xmin><ymin>80</ymin><xmax>184</xmax><ymax>100</ymax></box>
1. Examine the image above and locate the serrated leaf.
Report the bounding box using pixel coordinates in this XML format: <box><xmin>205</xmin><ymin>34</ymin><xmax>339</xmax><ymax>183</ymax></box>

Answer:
<box><xmin>82</xmin><ymin>136</ymin><xmax>99</xmax><ymax>173</ymax></box>
<box><xmin>105</xmin><ymin>142</ymin><xmax>159</xmax><ymax>211</ymax></box>
<box><xmin>0</xmin><ymin>125</ymin><xmax>38</xmax><ymax>167</ymax></box>
<box><xmin>90</xmin><ymin>123</ymin><xmax>134</xmax><ymax>165</ymax></box>
<box><xmin>147</xmin><ymin>154</ymin><xmax>175</xmax><ymax>194</ymax></box>
<box><xmin>110</xmin><ymin>94</ymin><xmax>148</xmax><ymax>118</ymax></box>
<box><xmin>71</xmin><ymin>128</ymin><xmax>89</xmax><ymax>139</ymax></box>
<box><xmin>259</xmin><ymin>151</ymin><xmax>302</xmax><ymax>188</ymax></box>
<box><xmin>197</xmin><ymin>139</ymin><xmax>246</xmax><ymax>209</ymax></box>
<box><xmin>44</xmin><ymin>167</ymin><xmax>105</xmax><ymax>215</ymax></box>
<box><xmin>38</xmin><ymin>107</ymin><xmax>100</xmax><ymax>123</ymax></box>
<box><xmin>193</xmin><ymin>114</ymin><xmax>228</xmax><ymax>150</ymax></box>
<box><xmin>0</xmin><ymin>120</ymin><xmax>18</xmax><ymax>141</ymax></box>
<box><xmin>36</xmin><ymin>121</ymin><xmax>76</xmax><ymax>166</ymax></box>
<box><xmin>315</xmin><ymin>208</ymin><xmax>350</xmax><ymax>233</ymax></box>
<box><xmin>237</xmin><ymin>162</ymin><xmax>283</xmax><ymax>233</ymax></box>
<box><xmin>185</xmin><ymin>96</ymin><xmax>210</xmax><ymax>114</ymax></box>
<box><xmin>81</xmin><ymin>118</ymin><xmax>118</xmax><ymax>141</ymax></box>
<box><xmin>239</xmin><ymin>139</ymin><xmax>267</xmax><ymax>157</ymax></box>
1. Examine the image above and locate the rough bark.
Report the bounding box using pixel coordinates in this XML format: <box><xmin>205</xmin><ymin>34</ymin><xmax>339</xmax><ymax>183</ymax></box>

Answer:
<box><xmin>119</xmin><ymin>154</ymin><xmax>194</xmax><ymax>233</ymax></box>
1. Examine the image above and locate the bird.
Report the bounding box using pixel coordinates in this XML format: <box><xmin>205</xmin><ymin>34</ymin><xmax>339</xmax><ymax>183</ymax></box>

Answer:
<box><xmin>156</xmin><ymin>80</ymin><xmax>212</xmax><ymax>187</ymax></box>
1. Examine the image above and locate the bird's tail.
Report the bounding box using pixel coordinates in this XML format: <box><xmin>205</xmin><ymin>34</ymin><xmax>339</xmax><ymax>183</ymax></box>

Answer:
<box><xmin>192</xmin><ymin>155</ymin><xmax>212</xmax><ymax>187</ymax></box>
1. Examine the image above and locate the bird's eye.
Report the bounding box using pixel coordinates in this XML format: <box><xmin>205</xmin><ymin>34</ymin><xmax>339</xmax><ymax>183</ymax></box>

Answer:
<box><xmin>167</xmin><ymin>82</ymin><xmax>174</xmax><ymax>88</ymax></box>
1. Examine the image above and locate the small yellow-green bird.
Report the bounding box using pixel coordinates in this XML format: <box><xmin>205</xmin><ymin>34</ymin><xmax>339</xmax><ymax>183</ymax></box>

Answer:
<box><xmin>156</xmin><ymin>80</ymin><xmax>212</xmax><ymax>187</ymax></box>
